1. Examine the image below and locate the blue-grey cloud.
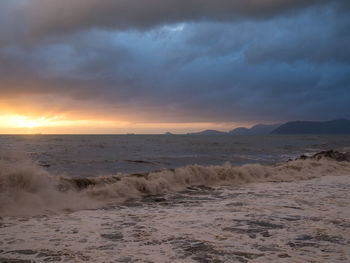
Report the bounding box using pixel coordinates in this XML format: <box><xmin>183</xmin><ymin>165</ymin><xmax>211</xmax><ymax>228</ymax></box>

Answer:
<box><xmin>5</xmin><ymin>1</ymin><xmax>331</xmax><ymax>31</ymax></box>
<box><xmin>0</xmin><ymin>0</ymin><xmax>349</xmax><ymax>123</ymax></box>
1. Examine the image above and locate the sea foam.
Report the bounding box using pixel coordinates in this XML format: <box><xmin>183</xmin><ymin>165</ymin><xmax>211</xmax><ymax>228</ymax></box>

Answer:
<box><xmin>1</xmin><ymin>151</ymin><xmax>350</xmax><ymax>216</ymax></box>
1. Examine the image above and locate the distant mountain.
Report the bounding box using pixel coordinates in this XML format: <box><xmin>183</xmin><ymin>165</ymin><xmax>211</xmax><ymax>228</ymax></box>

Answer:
<box><xmin>271</xmin><ymin>119</ymin><xmax>350</xmax><ymax>134</ymax></box>
<box><xmin>229</xmin><ymin>124</ymin><xmax>281</xmax><ymax>135</ymax></box>
<box><xmin>188</xmin><ymin>124</ymin><xmax>281</xmax><ymax>135</ymax></box>
<box><xmin>187</xmin><ymin>129</ymin><xmax>227</xmax><ymax>135</ymax></box>
<box><xmin>186</xmin><ymin>120</ymin><xmax>350</xmax><ymax>135</ymax></box>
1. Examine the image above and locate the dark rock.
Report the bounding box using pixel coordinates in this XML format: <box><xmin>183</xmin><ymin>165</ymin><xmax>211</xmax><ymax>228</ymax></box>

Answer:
<box><xmin>296</xmin><ymin>150</ymin><xmax>350</xmax><ymax>162</ymax></box>
<box><xmin>299</xmin><ymin>155</ymin><xmax>308</xmax><ymax>160</ymax></box>
<box><xmin>312</xmin><ymin>150</ymin><xmax>350</xmax><ymax>161</ymax></box>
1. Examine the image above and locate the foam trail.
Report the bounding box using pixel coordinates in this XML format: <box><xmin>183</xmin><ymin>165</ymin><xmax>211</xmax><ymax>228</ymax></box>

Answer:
<box><xmin>1</xmin><ymin>151</ymin><xmax>350</xmax><ymax>216</ymax></box>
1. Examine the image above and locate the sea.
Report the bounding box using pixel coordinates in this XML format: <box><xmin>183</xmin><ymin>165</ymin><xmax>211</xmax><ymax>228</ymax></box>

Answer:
<box><xmin>1</xmin><ymin>135</ymin><xmax>350</xmax><ymax>262</ymax></box>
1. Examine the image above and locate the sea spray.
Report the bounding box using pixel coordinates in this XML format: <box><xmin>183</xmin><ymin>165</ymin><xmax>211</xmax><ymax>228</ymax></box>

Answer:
<box><xmin>0</xmin><ymin>152</ymin><xmax>101</xmax><ymax>216</ymax></box>
<box><xmin>1</xmin><ymin>151</ymin><xmax>350</xmax><ymax>216</ymax></box>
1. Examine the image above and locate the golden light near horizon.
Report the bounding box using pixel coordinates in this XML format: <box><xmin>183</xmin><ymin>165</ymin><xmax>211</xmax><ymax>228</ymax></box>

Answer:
<box><xmin>0</xmin><ymin>115</ymin><xmax>60</xmax><ymax>129</ymax></box>
<box><xmin>0</xmin><ymin>113</ymin><xmax>151</xmax><ymax>134</ymax></box>
<box><xmin>0</xmin><ymin>111</ymin><xmax>249</xmax><ymax>134</ymax></box>
<box><xmin>12</xmin><ymin>116</ymin><xmax>47</xmax><ymax>128</ymax></box>
<box><xmin>0</xmin><ymin>114</ymin><xmax>115</xmax><ymax>130</ymax></box>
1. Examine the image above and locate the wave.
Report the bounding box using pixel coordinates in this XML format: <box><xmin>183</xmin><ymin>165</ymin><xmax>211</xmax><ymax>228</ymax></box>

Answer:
<box><xmin>1</xmin><ymin>151</ymin><xmax>350</xmax><ymax>216</ymax></box>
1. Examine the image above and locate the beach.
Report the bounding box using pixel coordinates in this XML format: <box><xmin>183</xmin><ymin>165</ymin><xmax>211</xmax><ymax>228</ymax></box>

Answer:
<box><xmin>1</xmin><ymin>174</ymin><xmax>349</xmax><ymax>262</ymax></box>
<box><xmin>1</xmin><ymin>135</ymin><xmax>350</xmax><ymax>262</ymax></box>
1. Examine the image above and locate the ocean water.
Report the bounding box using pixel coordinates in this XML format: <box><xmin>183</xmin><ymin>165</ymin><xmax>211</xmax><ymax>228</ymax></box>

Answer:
<box><xmin>1</xmin><ymin>134</ymin><xmax>350</xmax><ymax>176</ymax></box>
<box><xmin>1</xmin><ymin>135</ymin><xmax>350</xmax><ymax>262</ymax></box>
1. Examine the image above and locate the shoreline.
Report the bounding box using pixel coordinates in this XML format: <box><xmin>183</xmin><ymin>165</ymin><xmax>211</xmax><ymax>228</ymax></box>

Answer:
<box><xmin>1</xmin><ymin>174</ymin><xmax>349</xmax><ymax>262</ymax></box>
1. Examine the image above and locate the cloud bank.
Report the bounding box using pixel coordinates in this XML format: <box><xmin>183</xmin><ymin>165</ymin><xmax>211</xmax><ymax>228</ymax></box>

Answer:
<box><xmin>0</xmin><ymin>0</ymin><xmax>349</xmax><ymax>126</ymax></box>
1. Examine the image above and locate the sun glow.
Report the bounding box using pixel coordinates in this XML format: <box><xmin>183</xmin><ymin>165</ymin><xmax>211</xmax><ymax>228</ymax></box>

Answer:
<box><xmin>0</xmin><ymin>115</ymin><xmax>57</xmax><ymax>129</ymax></box>
<box><xmin>0</xmin><ymin>114</ymin><xmax>131</xmax><ymax>134</ymax></box>
<box><xmin>13</xmin><ymin>116</ymin><xmax>46</xmax><ymax>128</ymax></box>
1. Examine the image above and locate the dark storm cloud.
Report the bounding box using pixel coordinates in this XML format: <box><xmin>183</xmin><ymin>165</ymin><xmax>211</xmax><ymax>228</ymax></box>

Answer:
<box><xmin>0</xmin><ymin>0</ymin><xmax>336</xmax><ymax>44</ymax></box>
<box><xmin>0</xmin><ymin>0</ymin><xmax>349</xmax><ymax>123</ymax></box>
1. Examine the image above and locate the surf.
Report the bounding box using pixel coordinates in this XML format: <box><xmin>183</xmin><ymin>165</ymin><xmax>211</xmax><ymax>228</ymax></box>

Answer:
<box><xmin>1</xmin><ymin>150</ymin><xmax>350</xmax><ymax>216</ymax></box>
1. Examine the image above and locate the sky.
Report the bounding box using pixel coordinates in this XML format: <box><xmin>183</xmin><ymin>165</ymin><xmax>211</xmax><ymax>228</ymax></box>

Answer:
<box><xmin>0</xmin><ymin>0</ymin><xmax>349</xmax><ymax>134</ymax></box>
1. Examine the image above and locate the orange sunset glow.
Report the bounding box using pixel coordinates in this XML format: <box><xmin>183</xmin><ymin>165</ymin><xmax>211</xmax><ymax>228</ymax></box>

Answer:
<box><xmin>0</xmin><ymin>93</ymin><xmax>249</xmax><ymax>134</ymax></box>
<box><xmin>0</xmin><ymin>111</ymin><xmax>245</xmax><ymax>134</ymax></box>
<box><xmin>0</xmin><ymin>115</ymin><xmax>59</xmax><ymax>129</ymax></box>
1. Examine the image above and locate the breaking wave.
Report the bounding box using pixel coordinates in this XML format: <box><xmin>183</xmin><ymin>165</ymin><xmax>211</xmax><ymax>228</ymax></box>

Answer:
<box><xmin>1</xmin><ymin>151</ymin><xmax>350</xmax><ymax>216</ymax></box>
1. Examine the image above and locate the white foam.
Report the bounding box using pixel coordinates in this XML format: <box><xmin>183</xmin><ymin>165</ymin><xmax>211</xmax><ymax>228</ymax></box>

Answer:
<box><xmin>1</xmin><ymin>175</ymin><xmax>350</xmax><ymax>262</ymax></box>
<box><xmin>1</xmin><ymin>150</ymin><xmax>350</xmax><ymax>216</ymax></box>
